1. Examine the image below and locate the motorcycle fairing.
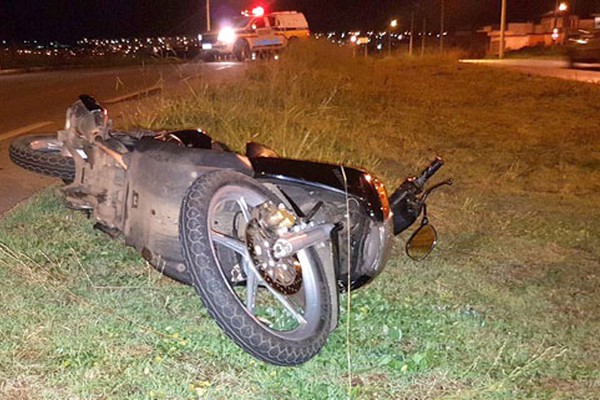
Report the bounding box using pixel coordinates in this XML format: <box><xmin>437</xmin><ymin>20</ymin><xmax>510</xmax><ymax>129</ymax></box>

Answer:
<box><xmin>249</xmin><ymin>157</ymin><xmax>393</xmax><ymax>291</ymax></box>
<box><xmin>249</xmin><ymin>157</ymin><xmax>388</xmax><ymax>222</ymax></box>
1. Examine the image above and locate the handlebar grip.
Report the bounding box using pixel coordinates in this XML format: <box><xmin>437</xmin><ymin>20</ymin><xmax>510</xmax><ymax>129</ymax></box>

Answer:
<box><xmin>414</xmin><ymin>156</ymin><xmax>444</xmax><ymax>188</ymax></box>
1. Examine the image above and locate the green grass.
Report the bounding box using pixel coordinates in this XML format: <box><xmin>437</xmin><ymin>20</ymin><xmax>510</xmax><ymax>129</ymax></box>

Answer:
<box><xmin>2</xmin><ymin>40</ymin><xmax>600</xmax><ymax>399</ymax></box>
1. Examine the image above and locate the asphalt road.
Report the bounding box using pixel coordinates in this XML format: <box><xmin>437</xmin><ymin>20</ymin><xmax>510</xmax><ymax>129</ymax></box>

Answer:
<box><xmin>0</xmin><ymin>62</ymin><xmax>240</xmax><ymax>214</ymax></box>
<box><xmin>460</xmin><ymin>58</ymin><xmax>600</xmax><ymax>83</ymax></box>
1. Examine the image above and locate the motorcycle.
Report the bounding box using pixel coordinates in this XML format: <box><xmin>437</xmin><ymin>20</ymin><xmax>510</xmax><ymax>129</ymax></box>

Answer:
<box><xmin>9</xmin><ymin>95</ymin><xmax>452</xmax><ymax>366</ymax></box>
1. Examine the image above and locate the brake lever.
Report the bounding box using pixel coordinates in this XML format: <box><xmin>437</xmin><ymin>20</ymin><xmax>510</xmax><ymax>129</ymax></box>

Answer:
<box><xmin>420</xmin><ymin>178</ymin><xmax>453</xmax><ymax>203</ymax></box>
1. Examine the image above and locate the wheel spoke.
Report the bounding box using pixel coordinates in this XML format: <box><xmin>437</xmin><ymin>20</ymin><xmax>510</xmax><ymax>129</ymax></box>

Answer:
<box><xmin>263</xmin><ymin>283</ymin><xmax>307</xmax><ymax>326</ymax></box>
<box><xmin>211</xmin><ymin>230</ymin><xmax>247</xmax><ymax>255</ymax></box>
<box><xmin>242</xmin><ymin>260</ymin><xmax>307</xmax><ymax>326</ymax></box>
<box><xmin>291</xmin><ymin>290</ymin><xmax>307</xmax><ymax>310</ymax></box>
<box><xmin>243</xmin><ymin>258</ymin><xmax>258</xmax><ymax>313</ymax></box>
<box><xmin>237</xmin><ymin>196</ymin><xmax>252</xmax><ymax>222</ymax></box>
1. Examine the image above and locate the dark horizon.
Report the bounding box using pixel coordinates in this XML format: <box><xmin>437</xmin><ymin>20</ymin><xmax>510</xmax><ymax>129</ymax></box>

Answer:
<box><xmin>1</xmin><ymin>0</ymin><xmax>599</xmax><ymax>42</ymax></box>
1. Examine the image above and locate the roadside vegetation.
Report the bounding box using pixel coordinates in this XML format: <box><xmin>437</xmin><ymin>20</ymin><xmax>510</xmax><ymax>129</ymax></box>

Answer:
<box><xmin>1</xmin><ymin>40</ymin><xmax>600</xmax><ymax>399</ymax></box>
<box><xmin>0</xmin><ymin>49</ymin><xmax>183</xmax><ymax>71</ymax></box>
<box><xmin>500</xmin><ymin>44</ymin><xmax>568</xmax><ymax>59</ymax></box>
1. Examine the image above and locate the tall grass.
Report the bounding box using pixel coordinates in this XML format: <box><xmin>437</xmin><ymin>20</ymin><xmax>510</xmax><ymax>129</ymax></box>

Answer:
<box><xmin>2</xmin><ymin>40</ymin><xmax>600</xmax><ymax>399</ymax></box>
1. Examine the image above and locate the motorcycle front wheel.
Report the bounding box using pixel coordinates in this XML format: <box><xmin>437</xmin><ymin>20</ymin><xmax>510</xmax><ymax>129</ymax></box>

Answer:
<box><xmin>179</xmin><ymin>170</ymin><xmax>334</xmax><ymax>366</ymax></box>
<box><xmin>9</xmin><ymin>134</ymin><xmax>75</xmax><ymax>182</ymax></box>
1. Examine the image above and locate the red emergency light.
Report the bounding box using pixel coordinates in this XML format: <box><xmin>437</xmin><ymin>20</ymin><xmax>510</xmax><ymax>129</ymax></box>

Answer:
<box><xmin>251</xmin><ymin>6</ymin><xmax>265</xmax><ymax>17</ymax></box>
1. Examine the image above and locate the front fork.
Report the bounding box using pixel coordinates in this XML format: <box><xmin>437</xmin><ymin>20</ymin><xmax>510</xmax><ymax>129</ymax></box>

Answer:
<box><xmin>286</xmin><ymin>222</ymin><xmax>340</xmax><ymax>333</ymax></box>
<box><xmin>247</xmin><ymin>201</ymin><xmax>340</xmax><ymax>332</ymax></box>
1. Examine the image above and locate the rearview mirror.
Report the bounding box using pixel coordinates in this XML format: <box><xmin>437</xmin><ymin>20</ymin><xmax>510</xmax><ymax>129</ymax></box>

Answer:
<box><xmin>406</xmin><ymin>223</ymin><xmax>437</xmax><ymax>261</ymax></box>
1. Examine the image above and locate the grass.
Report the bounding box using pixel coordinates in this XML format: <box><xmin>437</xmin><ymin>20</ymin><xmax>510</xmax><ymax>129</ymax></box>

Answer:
<box><xmin>2</xmin><ymin>40</ymin><xmax>600</xmax><ymax>398</ymax></box>
<box><xmin>487</xmin><ymin>45</ymin><xmax>568</xmax><ymax>60</ymax></box>
<box><xmin>0</xmin><ymin>50</ymin><xmax>182</xmax><ymax>71</ymax></box>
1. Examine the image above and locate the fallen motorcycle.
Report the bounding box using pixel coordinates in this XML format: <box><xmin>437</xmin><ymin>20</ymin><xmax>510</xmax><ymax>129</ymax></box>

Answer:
<box><xmin>9</xmin><ymin>95</ymin><xmax>452</xmax><ymax>366</ymax></box>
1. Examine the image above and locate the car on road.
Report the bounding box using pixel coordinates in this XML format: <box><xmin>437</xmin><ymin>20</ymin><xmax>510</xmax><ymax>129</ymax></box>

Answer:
<box><xmin>566</xmin><ymin>29</ymin><xmax>600</xmax><ymax>66</ymax></box>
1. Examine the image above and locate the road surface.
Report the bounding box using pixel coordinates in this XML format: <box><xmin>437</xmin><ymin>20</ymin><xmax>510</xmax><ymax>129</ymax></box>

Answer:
<box><xmin>0</xmin><ymin>62</ymin><xmax>240</xmax><ymax>214</ymax></box>
<box><xmin>460</xmin><ymin>58</ymin><xmax>600</xmax><ymax>84</ymax></box>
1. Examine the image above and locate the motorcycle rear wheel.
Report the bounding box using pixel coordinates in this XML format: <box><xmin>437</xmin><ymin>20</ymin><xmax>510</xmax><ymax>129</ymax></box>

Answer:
<box><xmin>179</xmin><ymin>170</ymin><xmax>334</xmax><ymax>366</ymax></box>
<box><xmin>9</xmin><ymin>135</ymin><xmax>75</xmax><ymax>182</ymax></box>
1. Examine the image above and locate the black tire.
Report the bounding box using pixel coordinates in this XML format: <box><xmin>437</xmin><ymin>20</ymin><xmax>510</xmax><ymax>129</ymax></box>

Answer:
<box><xmin>150</xmin><ymin>259</ymin><xmax>193</xmax><ymax>286</ymax></box>
<box><xmin>233</xmin><ymin>40</ymin><xmax>251</xmax><ymax>61</ymax></box>
<box><xmin>179</xmin><ymin>170</ymin><xmax>334</xmax><ymax>366</ymax></box>
<box><xmin>9</xmin><ymin>135</ymin><xmax>75</xmax><ymax>182</ymax></box>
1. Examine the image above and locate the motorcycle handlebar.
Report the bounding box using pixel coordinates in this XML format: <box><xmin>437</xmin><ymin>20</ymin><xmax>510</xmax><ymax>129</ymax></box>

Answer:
<box><xmin>388</xmin><ymin>156</ymin><xmax>446</xmax><ymax>235</ymax></box>
<box><xmin>414</xmin><ymin>156</ymin><xmax>444</xmax><ymax>189</ymax></box>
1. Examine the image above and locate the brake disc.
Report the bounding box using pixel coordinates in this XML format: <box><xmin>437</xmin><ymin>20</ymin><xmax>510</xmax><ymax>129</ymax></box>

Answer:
<box><xmin>245</xmin><ymin>202</ymin><xmax>302</xmax><ymax>295</ymax></box>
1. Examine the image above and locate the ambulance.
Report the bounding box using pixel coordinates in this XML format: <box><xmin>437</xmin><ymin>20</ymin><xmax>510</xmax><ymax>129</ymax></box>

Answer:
<box><xmin>199</xmin><ymin>7</ymin><xmax>310</xmax><ymax>61</ymax></box>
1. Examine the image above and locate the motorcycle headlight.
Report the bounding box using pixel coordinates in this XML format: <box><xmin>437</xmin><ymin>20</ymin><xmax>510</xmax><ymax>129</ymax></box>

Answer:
<box><xmin>217</xmin><ymin>27</ymin><xmax>237</xmax><ymax>44</ymax></box>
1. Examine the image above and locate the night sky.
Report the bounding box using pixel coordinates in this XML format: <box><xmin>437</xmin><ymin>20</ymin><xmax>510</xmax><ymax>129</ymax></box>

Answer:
<box><xmin>1</xmin><ymin>0</ymin><xmax>599</xmax><ymax>41</ymax></box>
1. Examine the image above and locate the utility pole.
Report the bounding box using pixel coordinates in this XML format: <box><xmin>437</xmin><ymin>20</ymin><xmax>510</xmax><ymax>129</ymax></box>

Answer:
<box><xmin>389</xmin><ymin>19</ymin><xmax>398</xmax><ymax>57</ymax></box>
<box><xmin>206</xmin><ymin>0</ymin><xmax>211</xmax><ymax>31</ymax></box>
<box><xmin>499</xmin><ymin>0</ymin><xmax>507</xmax><ymax>58</ymax></box>
<box><xmin>409</xmin><ymin>11</ymin><xmax>415</xmax><ymax>56</ymax></box>
<box><xmin>421</xmin><ymin>17</ymin><xmax>426</xmax><ymax>56</ymax></box>
<box><xmin>440</xmin><ymin>0</ymin><xmax>445</xmax><ymax>51</ymax></box>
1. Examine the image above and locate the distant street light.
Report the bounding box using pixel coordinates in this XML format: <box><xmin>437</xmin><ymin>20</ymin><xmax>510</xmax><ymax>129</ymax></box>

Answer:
<box><xmin>389</xmin><ymin>19</ymin><xmax>398</xmax><ymax>57</ymax></box>
<box><xmin>553</xmin><ymin>1</ymin><xmax>568</xmax><ymax>44</ymax></box>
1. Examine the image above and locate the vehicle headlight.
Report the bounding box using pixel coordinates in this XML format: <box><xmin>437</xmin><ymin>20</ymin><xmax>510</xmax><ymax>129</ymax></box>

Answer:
<box><xmin>217</xmin><ymin>27</ymin><xmax>236</xmax><ymax>44</ymax></box>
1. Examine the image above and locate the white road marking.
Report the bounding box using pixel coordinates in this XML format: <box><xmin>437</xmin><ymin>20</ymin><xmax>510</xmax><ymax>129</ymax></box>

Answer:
<box><xmin>0</xmin><ymin>121</ymin><xmax>55</xmax><ymax>142</ymax></box>
<box><xmin>214</xmin><ymin>62</ymin><xmax>242</xmax><ymax>70</ymax></box>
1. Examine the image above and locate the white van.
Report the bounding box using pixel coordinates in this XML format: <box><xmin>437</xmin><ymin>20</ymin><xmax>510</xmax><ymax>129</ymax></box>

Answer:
<box><xmin>267</xmin><ymin>12</ymin><xmax>310</xmax><ymax>40</ymax></box>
